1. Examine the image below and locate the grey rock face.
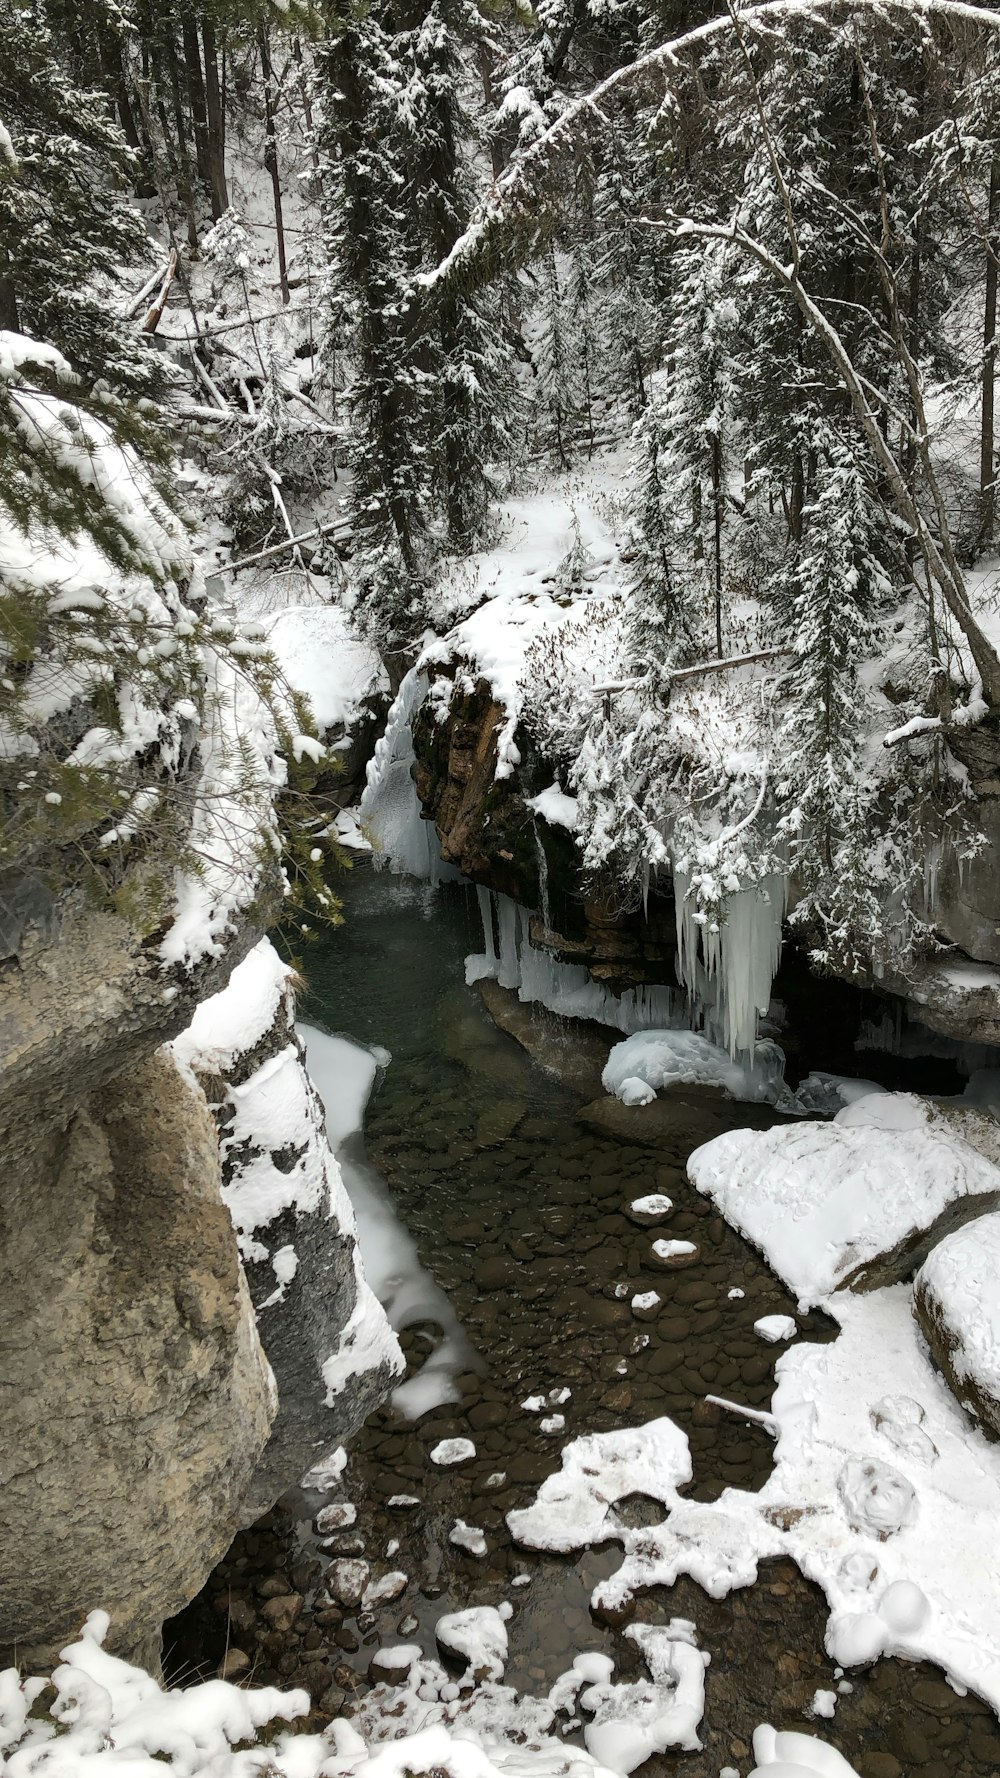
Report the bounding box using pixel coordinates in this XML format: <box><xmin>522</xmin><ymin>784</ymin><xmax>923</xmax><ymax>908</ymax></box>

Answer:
<box><xmin>0</xmin><ymin>1048</ymin><xmax>275</xmax><ymax>1673</ymax></box>
<box><xmin>914</xmin><ymin>1211</ymin><xmax>1000</xmax><ymax>1440</ymax></box>
<box><xmin>172</xmin><ymin>941</ymin><xmax>401</xmax><ymax>1514</ymax></box>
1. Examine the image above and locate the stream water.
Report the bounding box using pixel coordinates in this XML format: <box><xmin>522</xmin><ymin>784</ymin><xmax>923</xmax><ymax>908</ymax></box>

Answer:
<box><xmin>169</xmin><ymin>865</ymin><xmax>1000</xmax><ymax>1778</ymax></box>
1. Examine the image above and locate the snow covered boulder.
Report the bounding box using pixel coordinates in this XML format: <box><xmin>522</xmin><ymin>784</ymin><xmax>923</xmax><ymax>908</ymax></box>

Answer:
<box><xmin>914</xmin><ymin>1212</ymin><xmax>1000</xmax><ymax>1439</ymax></box>
<box><xmin>688</xmin><ymin>1093</ymin><xmax>1000</xmax><ymax>1308</ymax></box>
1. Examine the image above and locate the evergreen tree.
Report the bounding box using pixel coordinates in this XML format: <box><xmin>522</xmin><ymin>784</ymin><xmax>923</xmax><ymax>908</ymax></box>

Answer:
<box><xmin>775</xmin><ymin>428</ymin><xmax>892</xmax><ymax>966</ymax></box>
<box><xmin>0</xmin><ymin>0</ymin><xmax>162</xmax><ymax>393</ymax></box>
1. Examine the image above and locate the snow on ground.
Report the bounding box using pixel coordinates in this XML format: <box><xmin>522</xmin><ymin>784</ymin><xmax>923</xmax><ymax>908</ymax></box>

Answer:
<box><xmin>509</xmin><ymin>1285</ymin><xmax>1000</xmax><ymax>1716</ymax></box>
<box><xmin>266</xmin><ymin>602</ymin><xmax>387</xmax><ymax>734</ymax></box>
<box><xmin>301</xmin><ymin>1024</ymin><xmax>476</xmax><ymax>1417</ymax></box>
<box><xmin>688</xmin><ymin>1092</ymin><xmax>1000</xmax><ymax>1307</ymax></box>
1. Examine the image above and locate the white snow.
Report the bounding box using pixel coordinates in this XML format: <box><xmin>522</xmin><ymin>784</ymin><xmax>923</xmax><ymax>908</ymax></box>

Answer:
<box><xmin>754</xmin><ymin>1316</ymin><xmax>797</xmax><ymax>1344</ymax></box>
<box><xmin>688</xmin><ymin>1093</ymin><xmax>1000</xmax><ymax>1307</ymax></box>
<box><xmin>266</xmin><ymin>602</ymin><xmax>386</xmax><ymax>733</ymax></box>
<box><xmin>507</xmin><ymin>1420</ymin><xmax>691</xmax><ymax>1552</ymax></box>
<box><xmin>652</xmin><ymin>1239</ymin><xmax>696</xmax><ymax>1262</ymax></box>
<box><xmin>316</xmin><ymin>1502</ymin><xmax>357</xmax><ymax>1534</ymax></box>
<box><xmin>431</xmin><ymin>1438</ymin><xmax>477</xmax><ymax>1466</ymax></box>
<box><xmin>630</xmin><ymin>1194</ymin><xmax>673</xmax><ymax>1218</ymax></box>
<box><xmin>603</xmin><ymin>1029</ymin><xmax>794</xmax><ymax>1109</ymax></box>
<box><xmin>750</xmin><ymin>1725</ymin><xmax>859</xmax><ymax>1776</ymax></box>
<box><xmin>450</xmin><ymin>1521</ymin><xmax>488</xmax><ymax>1557</ymax></box>
<box><xmin>632</xmin><ymin>1292</ymin><xmax>661</xmax><ymax>1313</ymax></box>
<box><xmin>539</xmin><ymin>1415</ymin><xmax>566</xmax><ymax>1434</ymax></box>
<box><xmin>577</xmin><ymin>1621</ymin><xmax>708</xmax><ymax>1772</ymax></box>
<box><xmin>526</xmin><ymin>784</ymin><xmax>580</xmax><ymax>831</ymax></box>
<box><xmin>809</xmin><ymin>1689</ymin><xmax>838</xmax><ymax>1719</ymax></box>
<box><xmin>915</xmin><ymin>1211</ymin><xmax>1000</xmax><ymax>1415</ymax></box>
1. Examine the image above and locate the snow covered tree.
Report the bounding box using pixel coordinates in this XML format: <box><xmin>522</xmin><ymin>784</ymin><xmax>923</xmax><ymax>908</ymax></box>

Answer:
<box><xmin>319</xmin><ymin>0</ymin><xmax>522</xmax><ymax>641</ymax></box>
<box><xmin>624</xmin><ymin>242</ymin><xmax>733</xmax><ymax>674</ymax></box>
<box><xmin>531</xmin><ymin>242</ymin><xmax>584</xmax><ymax>469</ymax></box>
<box><xmin>0</xmin><ymin>0</ymin><xmax>162</xmax><ymax>393</ymax></box>
<box><xmin>775</xmin><ymin>430</ymin><xmax>889</xmax><ymax>889</ymax></box>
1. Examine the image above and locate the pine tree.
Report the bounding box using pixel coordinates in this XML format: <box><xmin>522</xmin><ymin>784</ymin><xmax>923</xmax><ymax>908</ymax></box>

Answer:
<box><xmin>532</xmin><ymin>241</ymin><xmax>582</xmax><ymax>469</ymax></box>
<box><xmin>776</xmin><ymin>428</ymin><xmax>891</xmax><ymax>938</ymax></box>
<box><xmin>0</xmin><ymin>0</ymin><xmax>162</xmax><ymax>393</ymax></box>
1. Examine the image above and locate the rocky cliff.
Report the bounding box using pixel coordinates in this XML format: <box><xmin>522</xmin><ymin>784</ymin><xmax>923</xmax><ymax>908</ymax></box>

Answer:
<box><xmin>0</xmin><ymin>903</ymin><xmax>398</xmax><ymax>1674</ymax></box>
<box><xmin>410</xmin><ymin>674</ymin><xmax>1000</xmax><ymax>1056</ymax></box>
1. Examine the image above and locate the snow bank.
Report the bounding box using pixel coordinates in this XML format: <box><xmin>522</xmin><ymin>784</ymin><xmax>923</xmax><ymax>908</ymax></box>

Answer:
<box><xmin>301</xmin><ymin>1023</ymin><xmax>476</xmax><ymax>1418</ymax></box>
<box><xmin>266</xmin><ymin>602</ymin><xmax>386</xmax><ymax>733</ymax></box>
<box><xmin>603</xmin><ymin>1029</ymin><xmax>793</xmax><ymax>1109</ymax></box>
<box><xmin>688</xmin><ymin>1093</ymin><xmax>1000</xmax><ymax>1307</ymax></box>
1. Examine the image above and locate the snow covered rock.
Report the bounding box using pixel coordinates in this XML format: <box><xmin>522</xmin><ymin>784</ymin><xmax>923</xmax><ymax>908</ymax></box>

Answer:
<box><xmin>749</xmin><ymin>1725</ymin><xmax>860</xmax><ymax>1777</ymax></box>
<box><xmin>173</xmin><ymin>940</ymin><xmax>402</xmax><ymax>1510</ymax></box>
<box><xmin>435</xmin><ymin>1605</ymin><xmax>512</xmax><ymax>1681</ymax></box>
<box><xmin>577</xmin><ymin>1621</ymin><xmax>708</xmax><ymax>1772</ymax></box>
<box><xmin>913</xmin><ymin>1211</ymin><xmax>1000</xmax><ymax>1438</ymax></box>
<box><xmin>507</xmin><ymin>1420</ymin><xmax>691</xmax><ymax>1553</ymax></box>
<box><xmin>688</xmin><ymin>1092</ymin><xmax>1000</xmax><ymax>1307</ymax></box>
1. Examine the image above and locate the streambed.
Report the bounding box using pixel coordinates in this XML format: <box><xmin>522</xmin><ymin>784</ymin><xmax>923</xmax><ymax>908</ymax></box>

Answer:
<box><xmin>169</xmin><ymin>866</ymin><xmax>1000</xmax><ymax>1778</ymax></box>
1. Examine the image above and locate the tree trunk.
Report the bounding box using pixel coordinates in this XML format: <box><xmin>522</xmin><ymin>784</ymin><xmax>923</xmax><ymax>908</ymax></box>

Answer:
<box><xmin>181</xmin><ymin>14</ymin><xmax>211</xmax><ymax>187</ymax></box>
<box><xmin>259</xmin><ymin>29</ymin><xmax>290</xmax><ymax>304</ymax></box>
<box><xmin>202</xmin><ymin>18</ymin><xmax>229</xmax><ymax>220</ymax></box>
<box><xmin>982</xmin><ymin>156</ymin><xmax>1000</xmax><ymax>546</ymax></box>
<box><xmin>711</xmin><ymin>428</ymin><xmax>724</xmax><ymax>656</ymax></box>
<box><xmin>0</xmin><ymin>245</ymin><xmax>20</xmax><ymax>332</ymax></box>
<box><xmin>167</xmin><ymin>42</ymin><xmax>200</xmax><ymax>252</ymax></box>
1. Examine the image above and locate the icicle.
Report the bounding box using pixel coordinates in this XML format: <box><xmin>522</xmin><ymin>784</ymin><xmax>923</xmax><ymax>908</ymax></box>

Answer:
<box><xmin>672</xmin><ymin>866</ymin><xmax>787</xmax><ymax>1058</ymax></box>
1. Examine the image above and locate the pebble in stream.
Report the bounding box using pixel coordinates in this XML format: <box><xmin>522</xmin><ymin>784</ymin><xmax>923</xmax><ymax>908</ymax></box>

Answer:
<box><xmin>165</xmin><ymin>882</ymin><xmax>1000</xmax><ymax>1778</ymax></box>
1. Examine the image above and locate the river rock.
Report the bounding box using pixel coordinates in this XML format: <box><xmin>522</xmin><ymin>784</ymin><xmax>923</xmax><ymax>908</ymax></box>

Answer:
<box><xmin>913</xmin><ymin>1212</ymin><xmax>1000</xmax><ymax>1437</ymax></box>
<box><xmin>475</xmin><ymin>980</ymin><xmax>612</xmax><ymax>1098</ymax></box>
<box><xmin>326</xmin><ymin>1559</ymin><xmax>371</xmax><ymax>1609</ymax></box>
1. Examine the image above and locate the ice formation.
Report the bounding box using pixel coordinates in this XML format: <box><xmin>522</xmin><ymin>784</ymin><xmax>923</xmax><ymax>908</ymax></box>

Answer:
<box><xmin>468</xmin><ymin>889</ymin><xmax>681</xmax><ymax>1034</ymax></box>
<box><xmin>603</xmin><ymin>1028</ymin><xmax>794</xmax><ymax>1108</ymax></box>
<box><xmin>301</xmin><ymin>1024</ymin><xmax>476</xmax><ymax>1417</ymax></box>
<box><xmin>673</xmin><ymin>866</ymin><xmax>788</xmax><ymax>1058</ymax></box>
<box><xmin>359</xmin><ymin>670</ymin><xmax>460</xmax><ymax>881</ymax></box>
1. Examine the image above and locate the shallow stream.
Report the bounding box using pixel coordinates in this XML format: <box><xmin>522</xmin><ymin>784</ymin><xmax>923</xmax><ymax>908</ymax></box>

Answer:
<box><xmin>170</xmin><ymin>866</ymin><xmax>1000</xmax><ymax>1778</ymax></box>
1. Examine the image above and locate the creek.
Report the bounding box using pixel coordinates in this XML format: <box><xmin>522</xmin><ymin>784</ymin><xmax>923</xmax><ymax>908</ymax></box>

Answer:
<box><xmin>168</xmin><ymin>863</ymin><xmax>1000</xmax><ymax>1778</ymax></box>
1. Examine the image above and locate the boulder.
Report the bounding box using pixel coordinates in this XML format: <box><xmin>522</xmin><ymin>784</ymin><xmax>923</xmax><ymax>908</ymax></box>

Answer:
<box><xmin>914</xmin><ymin>1212</ymin><xmax>1000</xmax><ymax>1439</ymax></box>
<box><xmin>0</xmin><ymin>1048</ymin><xmax>275</xmax><ymax>1673</ymax></box>
<box><xmin>476</xmin><ymin>979</ymin><xmax>612</xmax><ymax>1098</ymax></box>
